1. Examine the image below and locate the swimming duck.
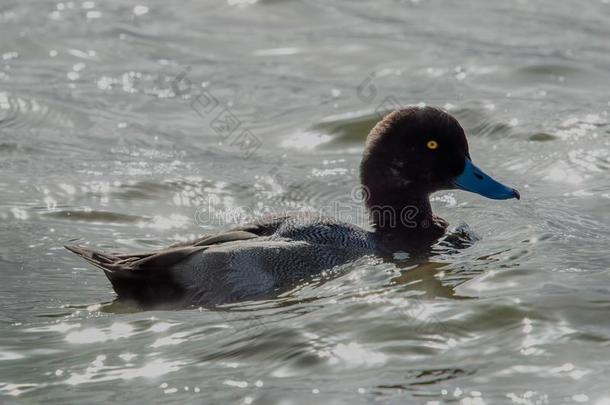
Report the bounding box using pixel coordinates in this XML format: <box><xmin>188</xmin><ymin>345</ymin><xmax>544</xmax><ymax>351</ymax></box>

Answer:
<box><xmin>66</xmin><ymin>107</ymin><xmax>519</xmax><ymax>307</ymax></box>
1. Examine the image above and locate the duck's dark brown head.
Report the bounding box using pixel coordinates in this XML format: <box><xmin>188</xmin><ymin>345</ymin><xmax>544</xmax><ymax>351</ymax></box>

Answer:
<box><xmin>360</xmin><ymin>106</ymin><xmax>519</xmax><ymax>237</ymax></box>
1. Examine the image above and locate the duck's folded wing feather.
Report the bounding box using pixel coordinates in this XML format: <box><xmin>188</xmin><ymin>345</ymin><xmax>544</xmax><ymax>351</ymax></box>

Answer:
<box><xmin>65</xmin><ymin>243</ymin><xmax>206</xmax><ymax>304</ymax></box>
<box><xmin>64</xmin><ymin>214</ymin><xmax>296</xmax><ymax>306</ymax></box>
<box><xmin>64</xmin><ymin>244</ymin><xmax>201</xmax><ymax>274</ymax></box>
<box><xmin>169</xmin><ymin>214</ymin><xmax>290</xmax><ymax>248</ymax></box>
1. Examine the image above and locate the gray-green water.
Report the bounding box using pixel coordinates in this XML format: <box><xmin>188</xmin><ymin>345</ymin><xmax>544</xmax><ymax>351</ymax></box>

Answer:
<box><xmin>1</xmin><ymin>0</ymin><xmax>610</xmax><ymax>403</ymax></box>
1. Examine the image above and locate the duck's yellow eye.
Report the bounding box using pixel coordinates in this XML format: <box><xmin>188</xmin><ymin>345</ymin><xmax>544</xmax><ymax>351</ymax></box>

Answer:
<box><xmin>426</xmin><ymin>140</ymin><xmax>439</xmax><ymax>150</ymax></box>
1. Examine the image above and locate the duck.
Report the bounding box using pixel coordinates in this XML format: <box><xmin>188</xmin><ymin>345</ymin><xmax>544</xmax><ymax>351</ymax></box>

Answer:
<box><xmin>65</xmin><ymin>106</ymin><xmax>519</xmax><ymax>308</ymax></box>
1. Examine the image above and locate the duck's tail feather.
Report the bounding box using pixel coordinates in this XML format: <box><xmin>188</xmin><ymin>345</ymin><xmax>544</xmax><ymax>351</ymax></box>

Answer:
<box><xmin>64</xmin><ymin>245</ymin><xmax>121</xmax><ymax>272</ymax></box>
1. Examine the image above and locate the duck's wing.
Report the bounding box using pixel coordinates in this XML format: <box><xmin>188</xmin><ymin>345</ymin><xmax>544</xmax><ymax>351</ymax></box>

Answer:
<box><xmin>168</xmin><ymin>213</ymin><xmax>291</xmax><ymax>248</ymax></box>
<box><xmin>65</xmin><ymin>243</ymin><xmax>211</xmax><ymax>306</ymax></box>
<box><xmin>66</xmin><ymin>228</ymin><xmax>261</xmax><ymax>270</ymax></box>
<box><xmin>64</xmin><ymin>215</ymin><xmax>293</xmax><ymax>306</ymax></box>
<box><xmin>66</xmin><ymin>213</ymin><xmax>291</xmax><ymax>268</ymax></box>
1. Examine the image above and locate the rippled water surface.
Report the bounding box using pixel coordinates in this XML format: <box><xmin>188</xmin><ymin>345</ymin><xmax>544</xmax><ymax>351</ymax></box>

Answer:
<box><xmin>1</xmin><ymin>0</ymin><xmax>610</xmax><ymax>403</ymax></box>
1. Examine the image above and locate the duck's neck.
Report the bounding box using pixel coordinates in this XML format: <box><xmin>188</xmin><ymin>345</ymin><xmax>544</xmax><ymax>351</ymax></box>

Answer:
<box><xmin>365</xmin><ymin>190</ymin><xmax>447</xmax><ymax>248</ymax></box>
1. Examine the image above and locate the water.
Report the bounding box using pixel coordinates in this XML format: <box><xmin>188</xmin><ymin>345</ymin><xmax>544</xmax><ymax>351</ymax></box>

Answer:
<box><xmin>1</xmin><ymin>0</ymin><xmax>610</xmax><ymax>403</ymax></box>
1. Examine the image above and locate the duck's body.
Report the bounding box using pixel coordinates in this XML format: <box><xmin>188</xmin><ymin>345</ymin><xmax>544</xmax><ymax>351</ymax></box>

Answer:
<box><xmin>66</xmin><ymin>107</ymin><xmax>519</xmax><ymax>308</ymax></box>
<box><xmin>67</xmin><ymin>213</ymin><xmax>380</xmax><ymax>306</ymax></box>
